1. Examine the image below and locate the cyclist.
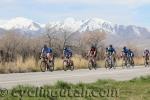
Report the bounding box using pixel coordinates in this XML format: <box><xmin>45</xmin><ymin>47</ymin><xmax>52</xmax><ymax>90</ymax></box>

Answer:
<box><xmin>143</xmin><ymin>49</ymin><xmax>150</xmax><ymax>64</ymax></box>
<box><xmin>107</xmin><ymin>45</ymin><xmax>116</xmax><ymax>55</ymax></box>
<box><xmin>108</xmin><ymin>45</ymin><xmax>116</xmax><ymax>60</ymax></box>
<box><xmin>105</xmin><ymin>47</ymin><xmax>109</xmax><ymax>59</ymax></box>
<box><xmin>88</xmin><ymin>45</ymin><xmax>97</xmax><ymax>66</ymax></box>
<box><xmin>122</xmin><ymin>46</ymin><xmax>129</xmax><ymax>59</ymax></box>
<box><xmin>41</xmin><ymin>44</ymin><xmax>53</xmax><ymax>62</ymax></box>
<box><xmin>63</xmin><ymin>46</ymin><xmax>73</xmax><ymax>60</ymax></box>
<box><xmin>128</xmin><ymin>49</ymin><xmax>134</xmax><ymax>66</ymax></box>
<box><xmin>128</xmin><ymin>49</ymin><xmax>134</xmax><ymax>58</ymax></box>
<box><xmin>143</xmin><ymin>49</ymin><xmax>150</xmax><ymax>58</ymax></box>
<box><xmin>105</xmin><ymin>47</ymin><xmax>109</xmax><ymax>54</ymax></box>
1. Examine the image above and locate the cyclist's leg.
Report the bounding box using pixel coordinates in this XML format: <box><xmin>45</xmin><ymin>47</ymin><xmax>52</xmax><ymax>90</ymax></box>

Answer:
<box><xmin>93</xmin><ymin>56</ymin><xmax>96</xmax><ymax>66</ymax></box>
<box><xmin>66</xmin><ymin>56</ymin><xmax>70</xmax><ymax>65</ymax></box>
<box><xmin>49</xmin><ymin>53</ymin><xmax>53</xmax><ymax>61</ymax></box>
<box><xmin>47</xmin><ymin>53</ymin><xmax>50</xmax><ymax>62</ymax></box>
<box><xmin>88</xmin><ymin>56</ymin><xmax>92</xmax><ymax>63</ymax></box>
<box><xmin>131</xmin><ymin>57</ymin><xmax>134</xmax><ymax>66</ymax></box>
<box><xmin>147</xmin><ymin>56</ymin><xmax>149</xmax><ymax>63</ymax></box>
<box><xmin>68</xmin><ymin>56</ymin><xmax>71</xmax><ymax>65</ymax></box>
<box><xmin>125</xmin><ymin>56</ymin><xmax>127</xmax><ymax>66</ymax></box>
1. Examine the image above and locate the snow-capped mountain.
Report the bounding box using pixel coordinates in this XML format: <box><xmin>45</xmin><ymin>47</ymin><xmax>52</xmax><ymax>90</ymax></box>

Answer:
<box><xmin>0</xmin><ymin>17</ymin><xmax>44</xmax><ymax>35</ymax></box>
<box><xmin>0</xmin><ymin>17</ymin><xmax>150</xmax><ymax>41</ymax></box>
<box><xmin>79</xmin><ymin>18</ymin><xmax>114</xmax><ymax>34</ymax></box>
<box><xmin>47</xmin><ymin>17</ymin><xmax>150</xmax><ymax>38</ymax></box>
<box><xmin>46</xmin><ymin>17</ymin><xmax>150</xmax><ymax>47</ymax></box>
<box><xmin>47</xmin><ymin>18</ymin><xmax>82</xmax><ymax>32</ymax></box>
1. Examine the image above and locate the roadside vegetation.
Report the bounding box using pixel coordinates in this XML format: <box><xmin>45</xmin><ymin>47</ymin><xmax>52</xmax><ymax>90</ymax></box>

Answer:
<box><xmin>0</xmin><ymin>30</ymin><xmax>145</xmax><ymax>73</ymax></box>
<box><xmin>0</xmin><ymin>55</ymin><xmax>145</xmax><ymax>73</ymax></box>
<box><xmin>1</xmin><ymin>76</ymin><xmax>150</xmax><ymax>100</ymax></box>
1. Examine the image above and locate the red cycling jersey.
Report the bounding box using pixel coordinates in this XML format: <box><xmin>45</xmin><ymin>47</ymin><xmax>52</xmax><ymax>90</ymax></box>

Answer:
<box><xmin>89</xmin><ymin>48</ymin><xmax>97</xmax><ymax>57</ymax></box>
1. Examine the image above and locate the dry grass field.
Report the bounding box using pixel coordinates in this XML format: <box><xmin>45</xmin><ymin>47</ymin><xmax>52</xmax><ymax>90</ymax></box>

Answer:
<box><xmin>0</xmin><ymin>55</ymin><xmax>145</xmax><ymax>74</ymax></box>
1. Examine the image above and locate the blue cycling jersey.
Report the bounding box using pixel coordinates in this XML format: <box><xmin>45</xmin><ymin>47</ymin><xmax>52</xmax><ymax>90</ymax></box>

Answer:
<box><xmin>123</xmin><ymin>48</ymin><xmax>128</xmax><ymax>54</ymax></box>
<box><xmin>64</xmin><ymin>49</ymin><xmax>72</xmax><ymax>57</ymax></box>
<box><xmin>42</xmin><ymin>47</ymin><xmax>52</xmax><ymax>53</ymax></box>
<box><xmin>108</xmin><ymin>47</ymin><xmax>116</xmax><ymax>53</ymax></box>
<box><xmin>128</xmin><ymin>50</ymin><xmax>134</xmax><ymax>57</ymax></box>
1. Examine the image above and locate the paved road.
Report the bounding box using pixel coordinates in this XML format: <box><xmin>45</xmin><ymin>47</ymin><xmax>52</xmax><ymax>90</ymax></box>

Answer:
<box><xmin>0</xmin><ymin>66</ymin><xmax>149</xmax><ymax>89</ymax></box>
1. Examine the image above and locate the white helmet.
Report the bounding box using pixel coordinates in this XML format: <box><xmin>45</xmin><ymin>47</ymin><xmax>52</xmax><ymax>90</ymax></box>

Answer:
<box><xmin>144</xmin><ymin>48</ymin><xmax>147</xmax><ymax>51</ymax></box>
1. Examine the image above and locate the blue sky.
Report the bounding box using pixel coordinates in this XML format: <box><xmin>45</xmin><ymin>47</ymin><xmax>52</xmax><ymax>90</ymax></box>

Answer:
<box><xmin>0</xmin><ymin>0</ymin><xmax>150</xmax><ymax>28</ymax></box>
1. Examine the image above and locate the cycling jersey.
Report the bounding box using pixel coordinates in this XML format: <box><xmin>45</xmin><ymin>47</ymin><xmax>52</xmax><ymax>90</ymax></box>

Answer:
<box><xmin>108</xmin><ymin>47</ymin><xmax>116</xmax><ymax>55</ymax></box>
<box><xmin>42</xmin><ymin>47</ymin><xmax>52</xmax><ymax>54</ymax></box>
<box><xmin>89</xmin><ymin>47</ymin><xmax>97</xmax><ymax>57</ymax></box>
<box><xmin>144</xmin><ymin>50</ymin><xmax>150</xmax><ymax>57</ymax></box>
<box><xmin>122</xmin><ymin>48</ymin><xmax>128</xmax><ymax>54</ymax></box>
<box><xmin>128</xmin><ymin>50</ymin><xmax>134</xmax><ymax>57</ymax></box>
<box><xmin>90</xmin><ymin>48</ymin><xmax>97</xmax><ymax>56</ymax></box>
<box><xmin>64</xmin><ymin>49</ymin><xmax>72</xmax><ymax>58</ymax></box>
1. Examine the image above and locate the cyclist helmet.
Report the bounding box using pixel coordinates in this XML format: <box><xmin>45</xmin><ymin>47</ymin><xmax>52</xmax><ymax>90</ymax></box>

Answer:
<box><xmin>123</xmin><ymin>46</ymin><xmax>126</xmax><ymax>50</ymax></box>
<box><xmin>109</xmin><ymin>44</ymin><xmax>113</xmax><ymax>48</ymax></box>
<box><xmin>44</xmin><ymin>44</ymin><xmax>47</xmax><ymax>48</ymax></box>
<box><xmin>106</xmin><ymin>47</ymin><xmax>108</xmax><ymax>51</ymax></box>
<box><xmin>91</xmin><ymin>45</ymin><xmax>95</xmax><ymax>49</ymax></box>
<box><xmin>144</xmin><ymin>48</ymin><xmax>147</xmax><ymax>51</ymax></box>
<box><xmin>64</xmin><ymin>46</ymin><xmax>68</xmax><ymax>50</ymax></box>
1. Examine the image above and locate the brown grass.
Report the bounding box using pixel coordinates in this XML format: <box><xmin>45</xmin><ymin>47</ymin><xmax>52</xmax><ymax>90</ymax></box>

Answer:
<box><xmin>0</xmin><ymin>55</ymin><xmax>145</xmax><ymax>74</ymax></box>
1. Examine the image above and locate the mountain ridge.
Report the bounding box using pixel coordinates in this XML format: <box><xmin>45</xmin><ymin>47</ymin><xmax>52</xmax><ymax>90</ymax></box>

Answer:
<box><xmin>0</xmin><ymin>17</ymin><xmax>149</xmax><ymax>40</ymax></box>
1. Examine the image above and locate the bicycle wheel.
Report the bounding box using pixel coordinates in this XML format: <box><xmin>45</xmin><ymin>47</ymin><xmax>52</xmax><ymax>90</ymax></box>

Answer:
<box><xmin>88</xmin><ymin>60</ymin><xmax>93</xmax><ymax>70</ymax></box>
<box><xmin>112</xmin><ymin>60</ymin><xmax>116</xmax><ymax>69</ymax></box>
<box><xmin>48</xmin><ymin>61</ymin><xmax>54</xmax><ymax>72</ymax></box>
<box><xmin>130</xmin><ymin>58</ymin><xmax>134</xmax><ymax>68</ymax></box>
<box><xmin>63</xmin><ymin>60</ymin><xmax>68</xmax><ymax>71</ymax></box>
<box><xmin>126</xmin><ymin>58</ymin><xmax>131</xmax><ymax>68</ymax></box>
<box><xmin>105</xmin><ymin>60</ymin><xmax>109</xmax><ymax>69</ymax></box>
<box><xmin>145</xmin><ymin>57</ymin><xmax>149</xmax><ymax>67</ymax></box>
<box><xmin>40</xmin><ymin>61</ymin><xmax>47</xmax><ymax>72</ymax></box>
<box><xmin>94</xmin><ymin>62</ymin><xmax>97</xmax><ymax>70</ymax></box>
<box><xmin>70</xmin><ymin>60</ymin><xmax>74</xmax><ymax>71</ymax></box>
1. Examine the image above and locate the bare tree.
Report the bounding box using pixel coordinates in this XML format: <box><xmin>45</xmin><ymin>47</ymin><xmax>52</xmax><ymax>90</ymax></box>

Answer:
<box><xmin>45</xmin><ymin>25</ymin><xmax>77</xmax><ymax>56</ymax></box>
<box><xmin>82</xmin><ymin>30</ymin><xmax>106</xmax><ymax>48</ymax></box>
<box><xmin>0</xmin><ymin>31</ymin><xmax>23</xmax><ymax>62</ymax></box>
<box><xmin>78</xmin><ymin>30</ymin><xmax>106</xmax><ymax>59</ymax></box>
<box><xmin>45</xmin><ymin>26</ymin><xmax>58</xmax><ymax>47</ymax></box>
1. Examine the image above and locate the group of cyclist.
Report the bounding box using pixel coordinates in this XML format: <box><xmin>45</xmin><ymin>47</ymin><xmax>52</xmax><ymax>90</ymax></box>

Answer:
<box><xmin>40</xmin><ymin>44</ymin><xmax>150</xmax><ymax>70</ymax></box>
<box><xmin>40</xmin><ymin>44</ymin><xmax>73</xmax><ymax>66</ymax></box>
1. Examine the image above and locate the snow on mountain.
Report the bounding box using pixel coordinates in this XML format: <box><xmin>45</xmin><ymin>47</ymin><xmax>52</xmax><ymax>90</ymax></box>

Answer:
<box><xmin>0</xmin><ymin>17</ymin><xmax>150</xmax><ymax>41</ymax></box>
<box><xmin>46</xmin><ymin>18</ymin><xmax>150</xmax><ymax>46</ymax></box>
<box><xmin>47</xmin><ymin>17</ymin><xmax>82</xmax><ymax>32</ymax></box>
<box><xmin>0</xmin><ymin>17</ymin><xmax>44</xmax><ymax>35</ymax></box>
<box><xmin>46</xmin><ymin>17</ymin><xmax>150</xmax><ymax>38</ymax></box>
<box><xmin>46</xmin><ymin>18</ymin><xmax>150</xmax><ymax>48</ymax></box>
<box><xmin>79</xmin><ymin>18</ymin><xmax>114</xmax><ymax>34</ymax></box>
